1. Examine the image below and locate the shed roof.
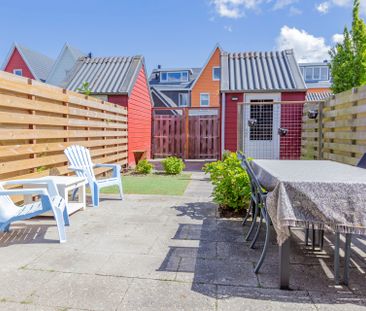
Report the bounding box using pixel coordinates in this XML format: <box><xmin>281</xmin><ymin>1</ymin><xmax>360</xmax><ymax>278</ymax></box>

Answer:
<box><xmin>66</xmin><ymin>55</ymin><xmax>145</xmax><ymax>95</ymax></box>
<box><xmin>221</xmin><ymin>49</ymin><xmax>306</xmax><ymax>92</ymax></box>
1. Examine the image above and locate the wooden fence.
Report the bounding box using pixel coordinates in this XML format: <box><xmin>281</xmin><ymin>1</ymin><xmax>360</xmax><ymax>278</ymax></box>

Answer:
<box><xmin>152</xmin><ymin>108</ymin><xmax>220</xmax><ymax>159</ymax></box>
<box><xmin>0</xmin><ymin>71</ymin><xmax>128</xmax><ymax>190</ymax></box>
<box><xmin>302</xmin><ymin>85</ymin><xmax>366</xmax><ymax>165</ymax></box>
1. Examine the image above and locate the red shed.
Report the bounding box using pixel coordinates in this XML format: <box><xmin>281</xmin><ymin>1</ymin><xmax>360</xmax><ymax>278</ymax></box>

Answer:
<box><xmin>220</xmin><ymin>50</ymin><xmax>307</xmax><ymax>159</ymax></box>
<box><xmin>1</xmin><ymin>43</ymin><xmax>54</xmax><ymax>82</ymax></box>
<box><xmin>66</xmin><ymin>56</ymin><xmax>152</xmax><ymax>166</ymax></box>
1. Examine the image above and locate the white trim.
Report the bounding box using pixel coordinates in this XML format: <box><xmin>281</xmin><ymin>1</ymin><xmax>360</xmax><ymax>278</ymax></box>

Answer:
<box><xmin>200</xmin><ymin>93</ymin><xmax>210</xmax><ymax>107</ymax></box>
<box><xmin>212</xmin><ymin>66</ymin><xmax>221</xmax><ymax>81</ymax></box>
<box><xmin>13</xmin><ymin>69</ymin><xmax>22</xmax><ymax>76</ymax></box>
<box><xmin>160</xmin><ymin>71</ymin><xmax>189</xmax><ymax>83</ymax></box>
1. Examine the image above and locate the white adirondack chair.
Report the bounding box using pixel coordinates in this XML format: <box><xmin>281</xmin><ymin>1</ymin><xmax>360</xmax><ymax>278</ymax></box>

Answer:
<box><xmin>0</xmin><ymin>179</ymin><xmax>69</xmax><ymax>243</ymax></box>
<box><xmin>64</xmin><ymin>145</ymin><xmax>124</xmax><ymax>207</ymax></box>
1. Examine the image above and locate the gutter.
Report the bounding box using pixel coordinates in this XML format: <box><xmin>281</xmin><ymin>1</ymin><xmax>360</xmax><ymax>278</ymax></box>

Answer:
<box><xmin>221</xmin><ymin>92</ymin><xmax>226</xmax><ymax>157</ymax></box>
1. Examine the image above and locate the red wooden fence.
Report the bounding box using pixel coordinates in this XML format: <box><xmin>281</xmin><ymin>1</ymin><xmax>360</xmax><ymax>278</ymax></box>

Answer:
<box><xmin>152</xmin><ymin>108</ymin><xmax>220</xmax><ymax>159</ymax></box>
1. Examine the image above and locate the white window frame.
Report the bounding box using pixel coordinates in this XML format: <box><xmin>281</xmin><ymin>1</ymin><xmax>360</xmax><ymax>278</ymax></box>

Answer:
<box><xmin>212</xmin><ymin>67</ymin><xmax>221</xmax><ymax>81</ymax></box>
<box><xmin>13</xmin><ymin>69</ymin><xmax>22</xmax><ymax>76</ymax></box>
<box><xmin>160</xmin><ymin>71</ymin><xmax>189</xmax><ymax>83</ymax></box>
<box><xmin>302</xmin><ymin>66</ymin><xmax>329</xmax><ymax>82</ymax></box>
<box><xmin>200</xmin><ymin>93</ymin><xmax>210</xmax><ymax>107</ymax></box>
<box><xmin>178</xmin><ymin>93</ymin><xmax>189</xmax><ymax>107</ymax></box>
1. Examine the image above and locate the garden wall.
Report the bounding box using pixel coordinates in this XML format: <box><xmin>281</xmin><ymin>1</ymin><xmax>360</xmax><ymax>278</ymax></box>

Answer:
<box><xmin>302</xmin><ymin>85</ymin><xmax>366</xmax><ymax>165</ymax></box>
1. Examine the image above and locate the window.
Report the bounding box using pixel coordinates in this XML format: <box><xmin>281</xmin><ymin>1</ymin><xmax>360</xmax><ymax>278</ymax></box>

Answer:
<box><xmin>179</xmin><ymin>93</ymin><xmax>189</xmax><ymax>107</ymax></box>
<box><xmin>212</xmin><ymin>67</ymin><xmax>221</xmax><ymax>80</ymax></box>
<box><xmin>249</xmin><ymin>100</ymin><xmax>274</xmax><ymax>141</ymax></box>
<box><xmin>200</xmin><ymin>93</ymin><xmax>210</xmax><ymax>106</ymax></box>
<box><xmin>301</xmin><ymin>66</ymin><xmax>330</xmax><ymax>82</ymax></box>
<box><xmin>160</xmin><ymin>71</ymin><xmax>189</xmax><ymax>83</ymax></box>
<box><xmin>13</xmin><ymin>69</ymin><xmax>22</xmax><ymax>76</ymax></box>
<box><xmin>321</xmin><ymin>67</ymin><xmax>328</xmax><ymax>81</ymax></box>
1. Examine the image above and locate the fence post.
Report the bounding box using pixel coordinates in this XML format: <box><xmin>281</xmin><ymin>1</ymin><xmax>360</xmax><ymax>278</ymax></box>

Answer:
<box><xmin>318</xmin><ymin>101</ymin><xmax>324</xmax><ymax>160</ymax></box>
<box><xmin>184</xmin><ymin>108</ymin><xmax>189</xmax><ymax>159</ymax></box>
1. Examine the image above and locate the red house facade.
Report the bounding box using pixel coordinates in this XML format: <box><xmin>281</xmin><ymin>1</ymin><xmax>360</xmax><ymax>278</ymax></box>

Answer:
<box><xmin>221</xmin><ymin>50</ymin><xmax>307</xmax><ymax>160</ymax></box>
<box><xmin>2</xmin><ymin>43</ymin><xmax>54</xmax><ymax>82</ymax></box>
<box><xmin>66</xmin><ymin>56</ymin><xmax>152</xmax><ymax>166</ymax></box>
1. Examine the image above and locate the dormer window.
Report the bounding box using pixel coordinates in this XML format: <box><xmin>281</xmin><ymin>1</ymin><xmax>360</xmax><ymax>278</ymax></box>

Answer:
<box><xmin>160</xmin><ymin>71</ymin><xmax>189</xmax><ymax>83</ymax></box>
<box><xmin>300</xmin><ymin>65</ymin><xmax>329</xmax><ymax>83</ymax></box>
<box><xmin>13</xmin><ymin>69</ymin><xmax>22</xmax><ymax>76</ymax></box>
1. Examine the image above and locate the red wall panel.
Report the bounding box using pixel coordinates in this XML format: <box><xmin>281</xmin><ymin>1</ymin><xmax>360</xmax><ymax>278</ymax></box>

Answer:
<box><xmin>280</xmin><ymin>92</ymin><xmax>306</xmax><ymax>159</ymax></box>
<box><xmin>224</xmin><ymin>93</ymin><xmax>243</xmax><ymax>152</ymax></box>
<box><xmin>109</xmin><ymin>67</ymin><xmax>152</xmax><ymax>166</ymax></box>
<box><xmin>4</xmin><ymin>48</ymin><xmax>35</xmax><ymax>79</ymax></box>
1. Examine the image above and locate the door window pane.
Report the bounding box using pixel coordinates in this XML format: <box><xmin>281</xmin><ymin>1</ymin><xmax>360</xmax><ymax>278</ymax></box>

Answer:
<box><xmin>249</xmin><ymin>100</ymin><xmax>273</xmax><ymax>141</ymax></box>
<box><xmin>179</xmin><ymin>93</ymin><xmax>189</xmax><ymax>106</ymax></box>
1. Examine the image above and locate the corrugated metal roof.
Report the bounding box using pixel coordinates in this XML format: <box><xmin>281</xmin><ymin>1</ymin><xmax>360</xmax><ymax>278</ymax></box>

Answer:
<box><xmin>306</xmin><ymin>91</ymin><xmax>332</xmax><ymax>102</ymax></box>
<box><xmin>221</xmin><ymin>49</ymin><xmax>306</xmax><ymax>92</ymax></box>
<box><xmin>66</xmin><ymin>56</ymin><xmax>143</xmax><ymax>95</ymax></box>
<box><xmin>17</xmin><ymin>44</ymin><xmax>54</xmax><ymax>81</ymax></box>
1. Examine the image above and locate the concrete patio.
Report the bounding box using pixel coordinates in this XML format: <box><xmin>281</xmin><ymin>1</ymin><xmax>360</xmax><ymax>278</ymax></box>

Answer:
<box><xmin>1</xmin><ymin>173</ymin><xmax>366</xmax><ymax>310</ymax></box>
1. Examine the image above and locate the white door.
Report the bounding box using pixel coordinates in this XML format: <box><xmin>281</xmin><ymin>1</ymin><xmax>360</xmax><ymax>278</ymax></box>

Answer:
<box><xmin>243</xmin><ymin>93</ymin><xmax>281</xmax><ymax>159</ymax></box>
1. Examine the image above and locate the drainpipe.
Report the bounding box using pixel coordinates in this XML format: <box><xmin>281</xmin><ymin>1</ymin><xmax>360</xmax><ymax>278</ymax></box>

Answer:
<box><xmin>221</xmin><ymin>92</ymin><xmax>226</xmax><ymax>158</ymax></box>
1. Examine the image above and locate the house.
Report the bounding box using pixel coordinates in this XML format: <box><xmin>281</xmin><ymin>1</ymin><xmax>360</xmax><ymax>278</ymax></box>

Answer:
<box><xmin>66</xmin><ymin>55</ymin><xmax>152</xmax><ymax>166</ymax></box>
<box><xmin>149</xmin><ymin>45</ymin><xmax>222</xmax><ymax>110</ymax></box>
<box><xmin>299</xmin><ymin>61</ymin><xmax>332</xmax><ymax>102</ymax></box>
<box><xmin>220</xmin><ymin>49</ymin><xmax>307</xmax><ymax>160</ymax></box>
<box><xmin>1</xmin><ymin>43</ymin><xmax>54</xmax><ymax>82</ymax></box>
<box><xmin>46</xmin><ymin>43</ymin><xmax>85</xmax><ymax>87</ymax></box>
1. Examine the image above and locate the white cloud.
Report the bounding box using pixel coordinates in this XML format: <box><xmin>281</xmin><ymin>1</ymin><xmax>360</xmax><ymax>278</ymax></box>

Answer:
<box><xmin>289</xmin><ymin>6</ymin><xmax>302</xmax><ymax>15</ymax></box>
<box><xmin>316</xmin><ymin>0</ymin><xmax>366</xmax><ymax>14</ymax></box>
<box><xmin>276</xmin><ymin>26</ymin><xmax>330</xmax><ymax>62</ymax></box>
<box><xmin>224</xmin><ymin>25</ymin><xmax>233</xmax><ymax>32</ymax></box>
<box><xmin>316</xmin><ymin>2</ymin><xmax>330</xmax><ymax>14</ymax></box>
<box><xmin>210</xmin><ymin>0</ymin><xmax>264</xmax><ymax>18</ymax></box>
<box><xmin>273</xmin><ymin>0</ymin><xmax>298</xmax><ymax>10</ymax></box>
<box><xmin>332</xmin><ymin>33</ymin><xmax>344</xmax><ymax>44</ymax></box>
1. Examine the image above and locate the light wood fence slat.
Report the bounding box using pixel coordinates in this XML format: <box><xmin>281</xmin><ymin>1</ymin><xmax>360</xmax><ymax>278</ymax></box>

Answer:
<box><xmin>302</xmin><ymin>85</ymin><xmax>366</xmax><ymax>164</ymax></box>
<box><xmin>0</xmin><ymin>70</ymin><xmax>128</xmax><ymax>191</ymax></box>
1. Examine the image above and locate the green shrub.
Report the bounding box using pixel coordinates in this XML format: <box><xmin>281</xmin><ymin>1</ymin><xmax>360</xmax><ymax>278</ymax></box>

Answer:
<box><xmin>162</xmin><ymin>156</ymin><xmax>185</xmax><ymax>175</ymax></box>
<box><xmin>203</xmin><ymin>152</ymin><xmax>251</xmax><ymax>212</ymax></box>
<box><xmin>135</xmin><ymin>159</ymin><xmax>154</xmax><ymax>174</ymax></box>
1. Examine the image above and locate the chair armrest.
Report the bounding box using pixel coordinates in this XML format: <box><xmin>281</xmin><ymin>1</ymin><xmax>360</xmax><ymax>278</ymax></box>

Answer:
<box><xmin>0</xmin><ymin>188</ymin><xmax>49</xmax><ymax>197</ymax></box>
<box><xmin>94</xmin><ymin>163</ymin><xmax>121</xmax><ymax>169</ymax></box>
<box><xmin>94</xmin><ymin>163</ymin><xmax>121</xmax><ymax>178</ymax></box>
<box><xmin>2</xmin><ymin>179</ymin><xmax>59</xmax><ymax>197</ymax></box>
<box><xmin>68</xmin><ymin>166</ymin><xmax>87</xmax><ymax>172</ymax></box>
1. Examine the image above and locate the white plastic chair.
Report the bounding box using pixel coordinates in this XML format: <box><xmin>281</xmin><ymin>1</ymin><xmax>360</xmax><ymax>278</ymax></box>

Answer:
<box><xmin>0</xmin><ymin>179</ymin><xmax>69</xmax><ymax>243</ymax></box>
<box><xmin>64</xmin><ymin>145</ymin><xmax>124</xmax><ymax>207</ymax></box>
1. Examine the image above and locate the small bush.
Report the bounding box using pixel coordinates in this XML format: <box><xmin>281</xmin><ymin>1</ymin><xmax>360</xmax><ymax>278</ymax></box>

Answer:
<box><xmin>162</xmin><ymin>157</ymin><xmax>185</xmax><ymax>175</ymax></box>
<box><xmin>203</xmin><ymin>152</ymin><xmax>251</xmax><ymax>212</ymax></box>
<box><xmin>135</xmin><ymin>159</ymin><xmax>154</xmax><ymax>174</ymax></box>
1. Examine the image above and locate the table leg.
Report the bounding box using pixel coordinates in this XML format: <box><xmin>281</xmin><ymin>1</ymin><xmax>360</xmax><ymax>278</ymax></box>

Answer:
<box><xmin>343</xmin><ymin>233</ymin><xmax>352</xmax><ymax>286</ymax></box>
<box><xmin>79</xmin><ymin>184</ymin><xmax>86</xmax><ymax>210</ymax></box>
<box><xmin>334</xmin><ymin>232</ymin><xmax>340</xmax><ymax>285</ymax></box>
<box><xmin>279</xmin><ymin>237</ymin><xmax>291</xmax><ymax>290</ymax></box>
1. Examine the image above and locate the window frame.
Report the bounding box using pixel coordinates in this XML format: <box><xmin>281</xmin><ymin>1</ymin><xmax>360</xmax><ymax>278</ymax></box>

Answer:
<box><xmin>178</xmin><ymin>93</ymin><xmax>189</xmax><ymax>107</ymax></box>
<box><xmin>212</xmin><ymin>67</ymin><xmax>221</xmax><ymax>81</ymax></box>
<box><xmin>160</xmin><ymin>71</ymin><xmax>189</xmax><ymax>83</ymax></box>
<box><xmin>13</xmin><ymin>69</ymin><xmax>22</xmax><ymax>76</ymax></box>
<box><xmin>200</xmin><ymin>93</ymin><xmax>210</xmax><ymax>107</ymax></box>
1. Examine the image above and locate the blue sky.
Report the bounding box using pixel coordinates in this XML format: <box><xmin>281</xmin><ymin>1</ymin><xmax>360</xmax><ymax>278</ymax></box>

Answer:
<box><xmin>0</xmin><ymin>0</ymin><xmax>361</xmax><ymax>73</ymax></box>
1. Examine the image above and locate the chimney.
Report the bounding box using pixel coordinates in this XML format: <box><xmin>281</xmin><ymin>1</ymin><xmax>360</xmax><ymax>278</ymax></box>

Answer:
<box><xmin>157</xmin><ymin>64</ymin><xmax>161</xmax><ymax>69</ymax></box>
<box><xmin>88</xmin><ymin>52</ymin><xmax>92</xmax><ymax>58</ymax></box>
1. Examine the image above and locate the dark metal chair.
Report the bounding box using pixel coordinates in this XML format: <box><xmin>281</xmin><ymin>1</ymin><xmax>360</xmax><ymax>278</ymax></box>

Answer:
<box><xmin>238</xmin><ymin>153</ymin><xmax>271</xmax><ymax>273</ymax></box>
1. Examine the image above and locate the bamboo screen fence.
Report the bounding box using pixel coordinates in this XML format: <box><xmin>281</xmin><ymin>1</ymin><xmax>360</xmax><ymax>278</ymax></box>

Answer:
<box><xmin>302</xmin><ymin>86</ymin><xmax>366</xmax><ymax>165</ymax></box>
<box><xmin>0</xmin><ymin>71</ymin><xmax>128</xmax><ymax>187</ymax></box>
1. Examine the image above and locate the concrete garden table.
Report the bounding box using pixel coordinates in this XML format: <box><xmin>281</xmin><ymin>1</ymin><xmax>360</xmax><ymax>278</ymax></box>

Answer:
<box><xmin>251</xmin><ymin>160</ymin><xmax>366</xmax><ymax>289</ymax></box>
<box><xmin>24</xmin><ymin>176</ymin><xmax>87</xmax><ymax>216</ymax></box>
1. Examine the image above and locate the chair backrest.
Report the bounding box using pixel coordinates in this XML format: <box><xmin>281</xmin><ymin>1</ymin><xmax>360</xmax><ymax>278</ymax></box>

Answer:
<box><xmin>357</xmin><ymin>153</ymin><xmax>366</xmax><ymax>169</ymax></box>
<box><xmin>64</xmin><ymin>145</ymin><xmax>95</xmax><ymax>181</ymax></box>
<box><xmin>0</xmin><ymin>183</ymin><xmax>17</xmax><ymax>223</ymax></box>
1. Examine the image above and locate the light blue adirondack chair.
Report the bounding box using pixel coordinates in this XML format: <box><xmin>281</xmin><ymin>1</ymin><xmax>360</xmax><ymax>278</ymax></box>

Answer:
<box><xmin>0</xmin><ymin>179</ymin><xmax>69</xmax><ymax>243</ymax></box>
<box><xmin>64</xmin><ymin>145</ymin><xmax>124</xmax><ymax>207</ymax></box>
